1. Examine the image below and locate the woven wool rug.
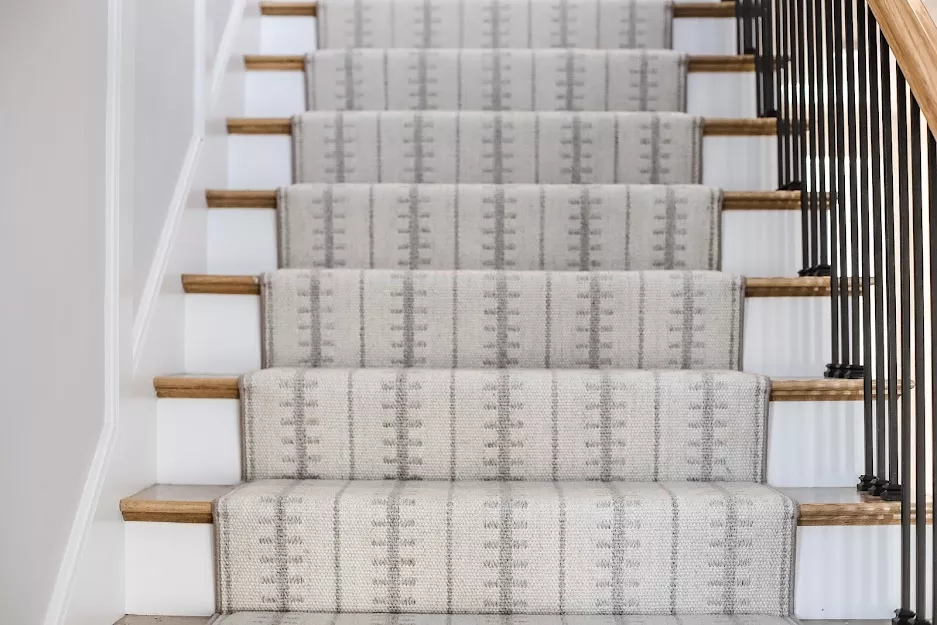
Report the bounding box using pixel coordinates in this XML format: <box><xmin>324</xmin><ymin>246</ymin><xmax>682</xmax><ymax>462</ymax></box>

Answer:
<box><xmin>239</xmin><ymin>368</ymin><xmax>769</xmax><ymax>481</ymax></box>
<box><xmin>278</xmin><ymin>184</ymin><xmax>721</xmax><ymax>271</ymax></box>
<box><xmin>210</xmin><ymin>616</ymin><xmax>801</xmax><ymax>625</ymax></box>
<box><xmin>215</xmin><ymin>479</ymin><xmax>796</xmax><ymax>614</ymax></box>
<box><xmin>305</xmin><ymin>49</ymin><xmax>687</xmax><ymax>112</ymax></box>
<box><xmin>260</xmin><ymin>269</ymin><xmax>744</xmax><ymax>370</ymax></box>
<box><xmin>291</xmin><ymin>112</ymin><xmax>702</xmax><ymax>185</ymax></box>
<box><xmin>316</xmin><ymin>0</ymin><xmax>673</xmax><ymax>49</ymax></box>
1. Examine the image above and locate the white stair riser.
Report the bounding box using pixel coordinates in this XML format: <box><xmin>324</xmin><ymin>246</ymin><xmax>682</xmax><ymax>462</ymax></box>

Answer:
<box><xmin>244</xmin><ymin>71</ymin><xmax>757</xmax><ymax>118</ymax></box>
<box><xmin>184</xmin><ymin>294</ymin><xmax>832</xmax><ymax>377</ymax></box>
<box><xmin>124</xmin><ymin>522</ymin><xmax>931</xmax><ymax>619</ymax></box>
<box><xmin>206</xmin><ymin>207</ymin><xmax>803</xmax><ymax>276</ymax></box>
<box><xmin>228</xmin><ymin>135</ymin><xmax>779</xmax><ymax>190</ymax></box>
<box><xmin>155</xmin><ymin>397</ymin><xmax>863</xmax><ymax>488</ymax></box>
<box><xmin>256</xmin><ymin>16</ymin><xmax>737</xmax><ymax>56</ymax></box>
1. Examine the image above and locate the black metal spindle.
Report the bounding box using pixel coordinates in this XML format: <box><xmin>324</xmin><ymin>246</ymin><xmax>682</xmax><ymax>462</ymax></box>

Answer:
<box><xmin>803</xmin><ymin>0</ymin><xmax>824</xmax><ymax>273</ymax></box>
<box><xmin>854</xmin><ymin>0</ymin><xmax>874</xmax><ymax>489</ymax></box>
<box><xmin>843</xmin><ymin>0</ymin><xmax>862</xmax><ymax>379</ymax></box>
<box><xmin>866</xmin><ymin>6</ymin><xmax>888</xmax><ymax>494</ymax></box>
<box><xmin>825</xmin><ymin>0</ymin><xmax>843</xmax><ymax>373</ymax></box>
<box><xmin>759</xmin><ymin>0</ymin><xmax>775</xmax><ymax>117</ymax></box>
<box><xmin>879</xmin><ymin>41</ymin><xmax>901</xmax><ymax>500</ymax></box>
<box><xmin>774</xmin><ymin>0</ymin><xmax>788</xmax><ymax>186</ymax></box>
<box><xmin>928</xmin><ymin>129</ymin><xmax>937</xmax><ymax>625</ymax></box>
<box><xmin>909</xmin><ymin>98</ymin><xmax>926</xmax><ymax>622</ymax></box>
<box><xmin>893</xmin><ymin>67</ymin><xmax>913</xmax><ymax>616</ymax></box>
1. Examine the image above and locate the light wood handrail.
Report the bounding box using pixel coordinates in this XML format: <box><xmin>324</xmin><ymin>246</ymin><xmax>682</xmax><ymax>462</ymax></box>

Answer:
<box><xmin>869</xmin><ymin>0</ymin><xmax>937</xmax><ymax>135</ymax></box>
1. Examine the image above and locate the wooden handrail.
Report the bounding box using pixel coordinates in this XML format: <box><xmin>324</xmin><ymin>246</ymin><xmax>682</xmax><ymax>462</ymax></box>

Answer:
<box><xmin>868</xmin><ymin>0</ymin><xmax>937</xmax><ymax>135</ymax></box>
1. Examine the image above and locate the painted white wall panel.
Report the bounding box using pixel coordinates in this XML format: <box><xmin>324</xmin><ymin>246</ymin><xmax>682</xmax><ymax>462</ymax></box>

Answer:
<box><xmin>157</xmin><ymin>398</ymin><xmax>243</xmax><ymax>484</ymax></box>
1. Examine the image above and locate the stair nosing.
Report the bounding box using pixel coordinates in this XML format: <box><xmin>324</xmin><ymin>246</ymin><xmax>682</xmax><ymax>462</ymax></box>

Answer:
<box><xmin>120</xmin><ymin>484</ymin><xmax>932</xmax><ymax>526</ymax></box>
<box><xmin>205</xmin><ymin>189</ymin><xmax>805</xmax><ymax>211</ymax></box>
<box><xmin>255</xmin><ymin>1</ymin><xmax>739</xmax><ymax>18</ymax></box>
<box><xmin>243</xmin><ymin>53</ymin><xmax>756</xmax><ymax>73</ymax></box>
<box><xmin>180</xmin><ymin>273</ymin><xmax>855</xmax><ymax>297</ymax></box>
<box><xmin>225</xmin><ymin>117</ymin><xmax>778</xmax><ymax>136</ymax></box>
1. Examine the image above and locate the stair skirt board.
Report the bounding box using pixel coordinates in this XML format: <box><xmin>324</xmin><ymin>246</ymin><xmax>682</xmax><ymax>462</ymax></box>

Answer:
<box><xmin>157</xmin><ymin>397</ymin><xmax>865</xmax><ymax>488</ymax></box>
<box><xmin>227</xmin><ymin>135</ymin><xmax>777</xmax><ymax>192</ymax></box>
<box><xmin>209</xmin><ymin>617</ymin><xmax>802</xmax><ymax>625</ymax></box>
<box><xmin>184</xmin><ymin>294</ymin><xmax>831</xmax><ymax>378</ymax></box>
<box><xmin>245</xmin><ymin>66</ymin><xmax>757</xmax><ymax>119</ymax></box>
<box><xmin>215</xmin><ymin>479</ymin><xmax>796</xmax><ymax>614</ymax></box>
<box><xmin>208</xmin><ymin>201</ymin><xmax>802</xmax><ymax>277</ymax></box>
<box><xmin>304</xmin><ymin>50</ymin><xmax>689</xmax><ymax>112</ymax></box>
<box><xmin>239</xmin><ymin>368</ymin><xmax>769</xmax><ymax>481</ymax></box>
<box><xmin>290</xmin><ymin>112</ymin><xmax>703</xmax><ymax>185</ymax></box>
<box><xmin>260</xmin><ymin>269</ymin><xmax>744</xmax><ymax>370</ymax></box>
<box><xmin>276</xmin><ymin>184</ymin><xmax>721</xmax><ymax>271</ymax></box>
<box><xmin>315</xmin><ymin>0</ymin><xmax>673</xmax><ymax>50</ymax></box>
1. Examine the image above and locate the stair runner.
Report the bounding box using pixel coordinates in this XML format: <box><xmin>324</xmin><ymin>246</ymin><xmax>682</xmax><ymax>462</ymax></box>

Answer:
<box><xmin>213</xmin><ymin>0</ymin><xmax>798</xmax><ymax>621</ymax></box>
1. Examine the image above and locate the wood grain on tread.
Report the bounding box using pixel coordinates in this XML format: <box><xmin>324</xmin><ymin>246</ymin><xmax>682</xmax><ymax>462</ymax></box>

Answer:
<box><xmin>868</xmin><ymin>0</ymin><xmax>937</xmax><ymax>135</ymax></box>
<box><xmin>120</xmin><ymin>484</ymin><xmax>931</xmax><ymax>525</ymax></box>
<box><xmin>153</xmin><ymin>375</ymin><xmax>873</xmax><ymax>402</ymax></box>
<box><xmin>261</xmin><ymin>1</ymin><xmax>317</xmax><ymax>15</ymax></box>
<box><xmin>206</xmin><ymin>189</ymin><xmax>803</xmax><ymax>210</ymax></box>
<box><xmin>256</xmin><ymin>1</ymin><xmax>735</xmax><ymax>18</ymax></box>
<box><xmin>227</xmin><ymin>117</ymin><xmax>778</xmax><ymax>136</ymax></box>
<box><xmin>181</xmin><ymin>274</ymin><xmax>846</xmax><ymax>297</ymax></box>
<box><xmin>245</xmin><ymin>54</ymin><xmax>754</xmax><ymax>73</ymax></box>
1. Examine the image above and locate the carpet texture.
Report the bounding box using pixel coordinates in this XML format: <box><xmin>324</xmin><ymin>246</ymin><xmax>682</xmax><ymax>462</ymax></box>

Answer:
<box><xmin>291</xmin><ymin>112</ymin><xmax>703</xmax><ymax>185</ymax></box>
<box><xmin>305</xmin><ymin>49</ymin><xmax>687</xmax><ymax>112</ymax></box>
<box><xmin>260</xmin><ymin>269</ymin><xmax>745</xmax><ymax>370</ymax></box>
<box><xmin>239</xmin><ymin>368</ymin><xmax>769</xmax><ymax>481</ymax></box>
<box><xmin>215</xmin><ymin>479</ymin><xmax>796</xmax><ymax>614</ymax></box>
<box><xmin>316</xmin><ymin>0</ymin><xmax>674</xmax><ymax>50</ymax></box>
<box><xmin>211</xmin><ymin>617</ymin><xmax>800</xmax><ymax>625</ymax></box>
<box><xmin>277</xmin><ymin>184</ymin><xmax>721</xmax><ymax>271</ymax></box>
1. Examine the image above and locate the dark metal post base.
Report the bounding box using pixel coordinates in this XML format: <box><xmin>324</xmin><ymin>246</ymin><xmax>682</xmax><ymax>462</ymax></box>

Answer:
<box><xmin>881</xmin><ymin>482</ymin><xmax>904</xmax><ymax>502</ymax></box>
<box><xmin>798</xmin><ymin>264</ymin><xmax>832</xmax><ymax>277</ymax></box>
<box><xmin>893</xmin><ymin>609</ymin><xmax>917</xmax><ymax>625</ymax></box>
<box><xmin>857</xmin><ymin>474</ymin><xmax>876</xmax><ymax>492</ymax></box>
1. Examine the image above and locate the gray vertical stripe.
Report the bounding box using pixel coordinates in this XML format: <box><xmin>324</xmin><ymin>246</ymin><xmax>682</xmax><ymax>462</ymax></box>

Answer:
<box><xmin>681</xmin><ymin>272</ymin><xmax>695</xmax><ymax>368</ymax></box>
<box><xmin>422</xmin><ymin>0</ymin><xmax>434</xmax><ymax>47</ymax></box>
<box><xmin>451</xmin><ymin>271</ymin><xmax>460</xmax><ymax>367</ymax></box>
<box><xmin>402</xmin><ymin>273</ymin><xmax>415</xmax><ymax>366</ymax></box>
<box><xmin>565</xmin><ymin>50</ymin><xmax>575</xmax><ymax>110</ymax></box>
<box><xmin>353</xmin><ymin>0</ymin><xmax>364</xmax><ymax>45</ymax></box>
<box><xmin>292</xmin><ymin>370</ymin><xmax>309</xmax><ymax>476</ymax></box>
<box><xmin>550</xmin><ymin>371</ymin><xmax>559</xmax><ymax>480</ymax></box>
<box><xmin>714</xmin><ymin>484</ymin><xmax>739</xmax><ymax>612</ymax></box>
<box><xmin>497</xmin><ymin>371</ymin><xmax>512</xmax><ymax>479</ymax></box>
<box><xmin>659</xmin><ymin>483</ymin><xmax>680</xmax><ymax>612</ymax></box>
<box><xmin>449</xmin><ymin>370</ymin><xmax>457</xmax><ymax>479</ymax></box>
<box><xmin>334</xmin><ymin>112</ymin><xmax>346</xmax><ymax>182</ymax></box>
<box><xmin>636</xmin><ymin>272</ymin><xmax>646</xmax><ymax>368</ymax></box>
<box><xmin>729</xmin><ymin>276</ymin><xmax>740</xmax><ymax>369</ymax></box>
<box><xmin>603</xmin><ymin>53</ymin><xmax>610</xmax><ymax>111</ymax></box>
<box><xmin>395</xmin><ymin>371</ymin><xmax>411</xmax><ymax>479</ymax></box>
<box><xmin>416</xmin><ymin>51</ymin><xmax>429</xmax><ymax>109</ymax></box>
<box><xmin>308</xmin><ymin>55</ymin><xmax>317</xmax><ymax>110</ymax></box>
<box><xmin>491</xmin><ymin>50</ymin><xmax>503</xmax><ymax>110</ymax></box>
<box><xmin>493</xmin><ymin>115</ymin><xmax>504</xmax><ymax>183</ymax></box>
<box><xmin>446</xmin><ymin>481</ymin><xmax>455</xmax><ymax>610</ymax></box>
<box><xmin>558</xmin><ymin>0</ymin><xmax>569</xmax><ymax>47</ymax></box>
<box><xmin>386</xmin><ymin>481</ymin><xmax>407</xmax><ymax>612</ymax></box>
<box><xmin>708</xmin><ymin>188</ymin><xmax>719</xmax><ymax>270</ymax></box>
<box><xmin>700</xmin><ymin>372</ymin><xmax>716</xmax><ymax>480</ymax></box>
<box><xmin>343</xmin><ymin>50</ymin><xmax>356</xmax><ymax>110</ymax></box>
<box><xmin>588</xmin><ymin>274</ymin><xmax>602</xmax><ymax>368</ymax></box>
<box><xmin>623</xmin><ymin>185</ymin><xmax>632</xmax><ymax>268</ymax></box>
<box><xmin>408</xmin><ymin>185</ymin><xmax>422</xmax><ymax>269</ymax></box>
<box><xmin>599</xmin><ymin>372</ymin><xmax>613</xmax><ymax>481</ymax></box>
<box><xmin>662</xmin><ymin>186</ymin><xmax>677</xmax><ymax>268</ymax></box>
<box><xmin>368</xmin><ymin>186</ymin><xmax>376</xmax><ymax>268</ymax></box>
<box><xmin>638</xmin><ymin>51</ymin><xmax>649</xmax><ymax>111</ymax></box>
<box><xmin>538</xmin><ymin>187</ymin><xmax>546</xmax><ymax>269</ymax></box>
<box><xmin>579</xmin><ymin>186</ymin><xmax>592</xmax><ymax>270</ymax></box>
<box><xmin>324</xmin><ymin>185</ymin><xmax>335</xmax><ymax>267</ymax></box>
<box><xmin>607</xmin><ymin>483</ymin><xmax>624</xmax><ymax>614</ymax></box>
<box><xmin>534</xmin><ymin>116</ymin><xmax>541</xmax><ymax>183</ymax></box>
<box><xmin>652</xmin><ymin>371</ymin><xmax>661</xmax><ymax>480</ymax></box>
<box><xmin>499</xmin><ymin>482</ymin><xmax>514</xmax><ymax>612</ymax></box>
<box><xmin>649</xmin><ymin>115</ymin><xmax>661</xmax><ymax>184</ymax></box>
<box><xmin>491</xmin><ymin>0</ymin><xmax>502</xmax><ymax>48</ymax></box>
<box><xmin>413</xmin><ymin>112</ymin><xmax>424</xmax><ymax>183</ymax></box>
<box><xmin>307</xmin><ymin>272</ymin><xmax>322</xmax><ymax>366</ymax></box>
<box><xmin>570</xmin><ymin>115</ymin><xmax>582</xmax><ymax>184</ymax></box>
<box><xmin>544</xmin><ymin>273</ymin><xmax>552</xmax><ymax>368</ymax></box>
<box><xmin>553</xmin><ymin>481</ymin><xmax>567</xmax><ymax>613</ymax></box>
<box><xmin>376</xmin><ymin>114</ymin><xmax>383</xmax><ymax>183</ymax></box>
<box><xmin>494</xmin><ymin>187</ymin><xmax>506</xmax><ymax>269</ymax></box>
<box><xmin>612</xmin><ymin>116</ymin><xmax>620</xmax><ymax>183</ymax></box>
<box><xmin>383</xmin><ymin>51</ymin><xmax>390</xmax><ymax>109</ymax></box>
<box><xmin>496</xmin><ymin>273</ymin><xmax>510</xmax><ymax>367</ymax></box>
<box><xmin>627</xmin><ymin>0</ymin><xmax>637</xmax><ymax>47</ymax></box>
<box><xmin>275</xmin><ymin>482</ymin><xmax>301</xmax><ymax>610</ymax></box>
<box><xmin>359</xmin><ymin>270</ymin><xmax>367</xmax><ymax>366</ymax></box>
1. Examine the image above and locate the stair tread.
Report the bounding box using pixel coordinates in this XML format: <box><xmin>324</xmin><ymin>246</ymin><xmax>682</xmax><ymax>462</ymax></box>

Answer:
<box><xmin>180</xmin><ymin>273</ymin><xmax>850</xmax><ymax>297</ymax></box>
<box><xmin>113</xmin><ymin>616</ymin><xmax>881</xmax><ymax>624</ymax></box>
<box><xmin>226</xmin><ymin>116</ymin><xmax>777</xmax><ymax>136</ymax></box>
<box><xmin>244</xmin><ymin>53</ymin><xmax>755</xmax><ymax>73</ymax></box>
<box><xmin>120</xmin><ymin>483</ymin><xmax>932</xmax><ymax>526</ymax></box>
<box><xmin>205</xmin><ymin>188</ymin><xmax>805</xmax><ymax>210</ymax></box>
<box><xmin>256</xmin><ymin>1</ymin><xmax>739</xmax><ymax>18</ymax></box>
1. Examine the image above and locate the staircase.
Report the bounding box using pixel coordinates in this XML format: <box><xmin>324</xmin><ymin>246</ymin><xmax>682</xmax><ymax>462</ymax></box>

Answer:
<box><xmin>117</xmin><ymin>0</ymin><xmax>917</xmax><ymax>622</ymax></box>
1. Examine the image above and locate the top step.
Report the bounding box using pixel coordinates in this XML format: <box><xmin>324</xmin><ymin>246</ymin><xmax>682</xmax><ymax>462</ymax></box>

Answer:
<box><xmin>316</xmin><ymin>0</ymin><xmax>676</xmax><ymax>50</ymax></box>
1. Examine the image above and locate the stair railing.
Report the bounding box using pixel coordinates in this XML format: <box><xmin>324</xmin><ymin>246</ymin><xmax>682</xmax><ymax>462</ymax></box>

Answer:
<box><xmin>737</xmin><ymin>0</ymin><xmax>936</xmax><ymax>621</ymax></box>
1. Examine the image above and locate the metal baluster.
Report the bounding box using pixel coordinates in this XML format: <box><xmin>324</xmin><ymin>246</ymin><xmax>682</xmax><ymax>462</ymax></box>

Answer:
<box><xmin>928</xmin><ymin>128</ymin><xmax>937</xmax><ymax>625</ymax></box>
<box><xmin>843</xmin><ymin>0</ymin><xmax>862</xmax><ymax>379</ymax></box>
<box><xmin>775</xmin><ymin>0</ymin><xmax>789</xmax><ymax>186</ymax></box>
<box><xmin>824</xmin><ymin>0</ymin><xmax>843</xmax><ymax>372</ymax></box>
<box><xmin>803</xmin><ymin>0</ymin><xmax>824</xmax><ymax>272</ymax></box>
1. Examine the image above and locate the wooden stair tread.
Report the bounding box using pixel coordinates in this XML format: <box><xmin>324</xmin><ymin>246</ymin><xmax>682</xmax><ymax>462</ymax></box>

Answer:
<box><xmin>226</xmin><ymin>117</ymin><xmax>778</xmax><ymax>136</ymax></box>
<box><xmin>257</xmin><ymin>1</ymin><xmax>737</xmax><ymax>18</ymax></box>
<box><xmin>120</xmin><ymin>484</ymin><xmax>932</xmax><ymax>526</ymax></box>
<box><xmin>244</xmin><ymin>54</ymin><xmax>755</xmax><ymax>72</ymax></box>
<box><xmin>152</xmin><ymin>375</ymin><xmax>887</xmax><ymax>402</ymax></box>
<box><xmin>206</xmin><ymin>189</ymin><xmax>804</xmax><ymax>210</ymax></box>
<box><xmin>180</xmin><ymin>273</ymin><xmax>849</xmax><ymax>297</ymax></box>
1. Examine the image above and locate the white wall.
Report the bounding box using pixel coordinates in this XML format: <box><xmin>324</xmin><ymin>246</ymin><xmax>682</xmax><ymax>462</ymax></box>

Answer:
<box><xmin>0</xmin><ymin>1</ymin><xmax>110</xmax><ymax>624</ymax></box>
